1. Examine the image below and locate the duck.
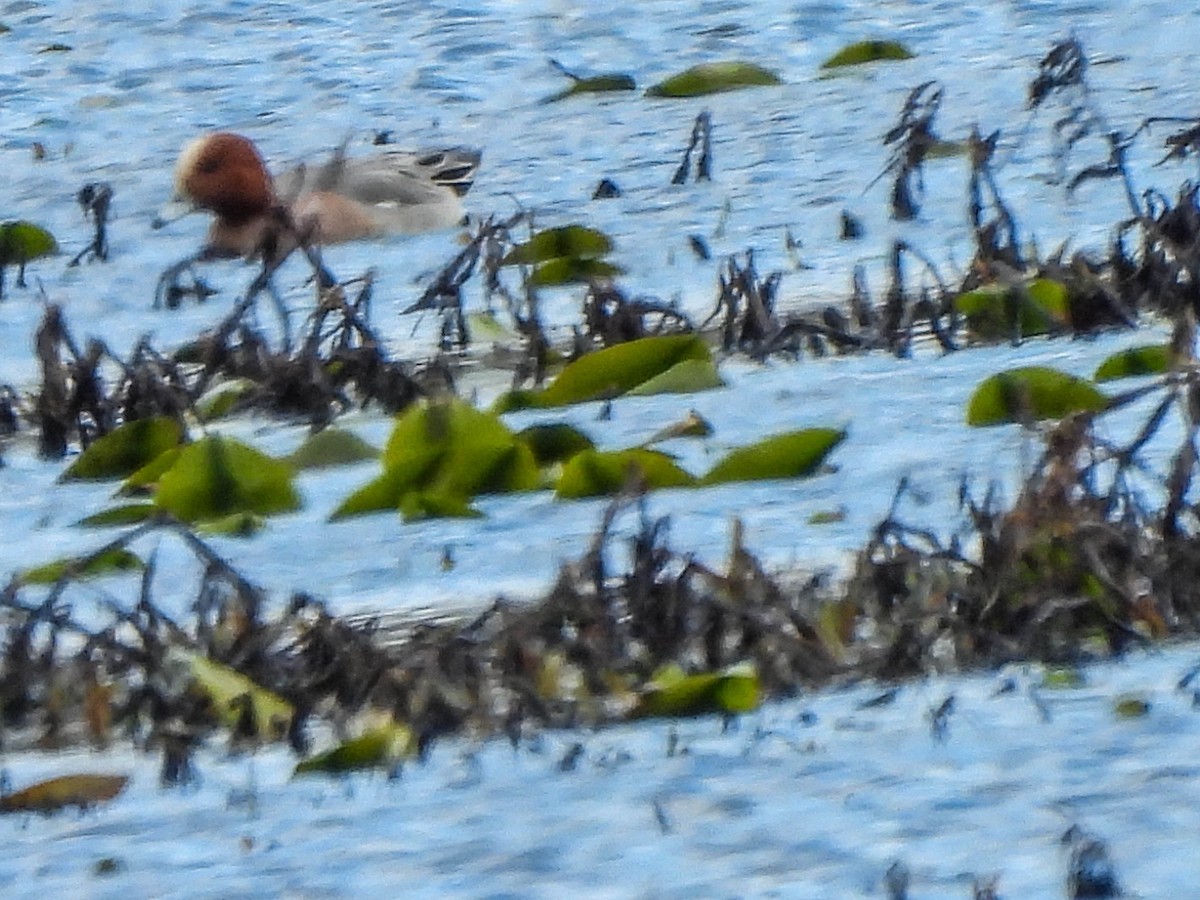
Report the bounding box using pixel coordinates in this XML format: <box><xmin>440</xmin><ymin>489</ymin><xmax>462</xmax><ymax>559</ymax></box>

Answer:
<box><xmin>163</xmin><ymin>131</ymin><xmax>482</xmax><ymax>263</ymax></box>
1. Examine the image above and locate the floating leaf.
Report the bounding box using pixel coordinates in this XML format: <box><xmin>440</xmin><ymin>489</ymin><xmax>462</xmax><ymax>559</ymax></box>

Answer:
<box><xmin>153</xmin><ymin>435</ymin><xmax>300</xmax><ymax>522</ymax></box>
<box><xmin>288</xmin><ymin>428</ymin><xmax>379</xmax><ymax>470</ymax></box>
<box><xmin>398</xmin><ymin>491</ymin><xmax>483</xmax><ymax>522</ymax></box>
<box><xmin>502</xmin><ymin>225</ymin><xmax>614</xmax><ymax>266</ymax></box>
<box><xmin>528</xmin><ymin>257</ymin><xmax>625</xmax><ymax>287</ymax></box>
<box><xmin>955</xmin><ymin>279</ymin><xmax>1069</xmax><ymax>340</ymax></box>
<box><xmin>184</xmin><ymin>652</ymin><xmax>293</xmax><ymax>739</ymax></box>
<box><xmin>63</xmin><ymin>417</ymin><xmax>184</xmax><ymax>481</ymax></box>
<box><xmin>820</xmin><ymin>40</ymin><xmax>915</xmax><ymax>69</ymax></box>
<box><xmin>1093</xmin><ymin>344</ymin><xmax>1172</xmax><ymax>382</ymax></box>
<box><xmin>643</xmin><ymin>410</ymin><xmax>714</xmax><ymax>445</ymax></box>
<box><xmin>700</xmin><ymin>428</ymin><xmax>845</xmax><ymax>485</ymax></box>
<box><xmin>0</xmin><ymin>219</ymin><xmax>58</xmax><ymax>266</ymax></box>
<box><xmin>646</xmin><ymin>61</ymin><xmax>782</xmax><ymax>98</ymax></box>
<box><xmin>195</xmin><ymin>512</ymin><xmax>265</xmax><ymax>537</ymax></box>
<box><xmin>501</xmin><ymin>334</ymin><xmax>713</xmax><ymax>410</ymax></box>
<box><xmin>516</xmin><ymin>423</ymin><xmax>596</xmax><ymax>465</ymax></box>
<box><xmin>633</xmin><ymin>663</ymin><xmax>761</xmax><ymax>718</ymax></box>
<box><xmin>556</xmin><ymin>448</ymin><xmax>695</xmax><ymax>499</ymax></box>
<box><xmin>626</xmin><ymin>358</ymin><xmax>724</xmax><ymax>396</ymax></box>
<box><xmin>77</xmin><ymin>503</ymin><xmax>159</xmax><ymax>528</ymax></box>
<box><xmin>1113</xmin><ymin>693</ymin><xmax>1151</xmax><ymax>718</ymax></box>
<box><xmin>294</xmin><ymin>721</ymin><xmax>414</xmax><ymax>776</ymax></box>
<box><xmin>543</xmin><ymin>70</ymin><xmax>637</xmax><ymax>104</ymax></box>
<box><xmin>809</xmin><ymin>507</ymin><xmax>847</xmax><ymax>525</ymax></box>
<box><xmin>0</xmin><ymin>774</ymin><xmax>128</xmax><ymax>814</ymax></box>
<box><xmin>20</xmin><ymin>548</ymin><xmax>143</xmax><ymax>585</ymax></box>
<box><xmin>195</xmin><ymin>378</ymin><xmax>256</xmax><ymax>421</ymax></box>
<box><xmin>334</xmin><ymin>400</ymin><xmax>538</xmax><ymax>519</ymax></box>
<box><xmin>121</xmin><ymin>446</ymin><xmax>183</xmax><ymax>493</ymax></box>
<box><xmin>1041</xmin><ymin>667</ymin><xmax>1085</xmax><ymax>689</ymax></box>
<box><xmin>466</xmin><ymin>310</ymin><xmax>520</xmax><ymax>343</ymax></box>
<box><xmin>966</xmin><ymin>366</ymin><xmax>1108</xmax><ymax>427</ymax></box>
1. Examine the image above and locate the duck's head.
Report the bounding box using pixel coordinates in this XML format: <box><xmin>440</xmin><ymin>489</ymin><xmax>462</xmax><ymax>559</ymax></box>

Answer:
<box><xmin>171</xmin><ymin>132</ymin><xmax>274</xmax><ymax>226</ymax></box>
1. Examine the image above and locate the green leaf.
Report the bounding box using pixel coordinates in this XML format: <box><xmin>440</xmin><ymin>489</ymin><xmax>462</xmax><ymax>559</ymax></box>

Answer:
<box><xmin>20</xmin><ymin>548</ymin><xmax>143</xmax><ymax>585</ymax></box>
<box><xmin>543</xmin><ymin>72</ymin><xmax>637</xmax><ymax>103</ymax></box>
<box><xmin>77</xmin><ymin>503</ymin><xmax>160</xmax><ymax>528</ymax></box>
<box><xmin>820</xmin><ymin>40</ymin><xmax>915</xmax><ymax>69</ymax></box>
<box><xmin>294</xmin><ymin>722</ymin><xmax>414</xmax><ymax>776</ymax></box>
<box><xmin>633</xmin><ymin>663</ymin><xmax>761</xmax><ymax>718</ymax></box>
<box><xmin>510</xmin><ymin>334</ymin><xmax>713</xmax><ymax>409</ymax></box>
<box><xmin>334</xmin><ymin>400</ymin><xmax>539</xmax><ymax>519</ymax></box>
<box><xmin>626</xmin><ymin>357</ymin><xmax>724</xmax><ymax>396</ymax></box>
<box><xmin>528</xmin><ymin>257</ymin><xmax>625</xmax><ymax>286</ymax></box>
<box><xmin>195</xmin><ymin>378</ymin><xmax>256</xmax><ymax>421</ymax></box>
<box><xmin>153</xmin><ymin>435</ymin><xmax>300</xmax><ymax>522</ymax></box>
<box><xmin>183</xmin><ymin>651</ymin><xmax>293</xmax><ymax>740</ymax></box>
<box><xmin>63</xmin><ymin>417</ymin><xmax>184</xmax><ymax>481</ymax></box>
<box><xmin>0</xmin><ymin>774</ymin><xmax>128</xmax><ymax>815</ymax></box>
<box><xmin>331</xmin><ymin>457</ymin><xmax>442</xmax><ymax>520</ymax></box>
<box><xmin>1093</xmin><ymin>344</ymin><xmax>1172</xmax><ymax>382</ymax></box>
<box><xmin>646</xmin><ymin>61</ymin><xmax>782</xmax><ymax>98</ymax></box>
<box><xmin>700</xmin><ymin>428</ymin><xmax>845</xmax><ymax>485</ymax></box>
<box><xmin>515</xmin><ymin>423</ymin><xmax>596</xmax><ymax>466</ymax></box>
<box><xmin>288</xmin><ymin>428</ymin><xmax>379</xmax><ymax>470</ymax></box>
<box><xmin>1113</xmin><ymin>693</ymin><xmax>1151</xmax><ymax>718</ymax></box>
<box><xmin>556</xmin><ymin>448</ymin><xmax>696</xmax><ymax>499</ymax></box>
<box><xmin>643</xmin><ymin>410</ymin><xmax>714</xmax><ymax>445</ymax></box>
<box><xmin>966</xmin><ymin>366</ymin><xmax>1109</xmax><ymax>427</ymax></box>
<box><xmin>398</xmin><ymin>491</ymin><xmax>483</xmax><ymax>522</ymax></box>
<box><xmin>955</xmin><ymin>280</ymin><xmax>1069</xmax><ymax>340</ymax></box>
<box><xmin>121</xmin><ymin>446</ymin><xmax>183</xmax><ymax>493</ymax></box>
<box><xmin>194</xmin><ymin>512</ymin><xmax>265</xmax><ymax>537</ymax></box>
<box><xmin>0</xmin><ymin>220</ymin><xmax>58</xmax><ymax>265</ymax></box>
<box><xmin>502</xmin><ymin>226</ymin><xmax>614</xmax><ymax>265</ymax></box>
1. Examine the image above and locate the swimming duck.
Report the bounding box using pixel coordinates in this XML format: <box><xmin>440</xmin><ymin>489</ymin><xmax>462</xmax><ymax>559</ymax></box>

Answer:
<box><xmin>165</xmin><ymin>131</ymin><xmax>481</xmax><ymax>262</ymax></box>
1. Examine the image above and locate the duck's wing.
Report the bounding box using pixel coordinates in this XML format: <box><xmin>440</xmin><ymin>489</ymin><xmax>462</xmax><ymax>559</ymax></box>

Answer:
<box><xmin>277</xmin><ymin>147</ymin><xmax>481</xmax><ymax>206</ymax></box>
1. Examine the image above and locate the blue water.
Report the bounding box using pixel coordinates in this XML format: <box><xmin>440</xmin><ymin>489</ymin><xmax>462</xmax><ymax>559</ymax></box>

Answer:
<box><xmin>1</xmin><ymin>0</ymin><xmax>1200</xmax><ymax>895</ymax></box>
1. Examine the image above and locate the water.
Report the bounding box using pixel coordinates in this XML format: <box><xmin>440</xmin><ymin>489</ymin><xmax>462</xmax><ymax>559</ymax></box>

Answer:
<box><xmin>1</xmin><ymin>0</ymin><xmax>1200</xmax><ymax>895</ymax></box>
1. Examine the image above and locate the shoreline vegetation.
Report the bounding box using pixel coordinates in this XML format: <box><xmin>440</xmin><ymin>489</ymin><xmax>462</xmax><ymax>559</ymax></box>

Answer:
<box><xmin>2</xmin><ymin>38</ymin><xmax>1200</xmax><ymax>880</ymax></box>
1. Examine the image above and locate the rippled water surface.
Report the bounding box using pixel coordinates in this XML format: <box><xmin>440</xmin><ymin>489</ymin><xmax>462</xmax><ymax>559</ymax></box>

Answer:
<box><xmin>3</xmin><ymin>0</ymin><xmax>1200</xmax><ymax>895</ymax></box>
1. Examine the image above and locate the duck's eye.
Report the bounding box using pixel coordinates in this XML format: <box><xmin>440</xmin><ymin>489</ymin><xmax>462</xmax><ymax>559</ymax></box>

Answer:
<box><xmin>196</xmin><ymin>157</ymin><xmax>220</xmax><ymax>174</ymax></box>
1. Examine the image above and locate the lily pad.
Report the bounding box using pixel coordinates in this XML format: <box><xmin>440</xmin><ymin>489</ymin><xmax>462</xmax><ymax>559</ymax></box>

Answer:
<box><xmin>820</xmin><ymin>40</ymin><xmax>915</xmax><ymax>69</ymax></box>
<box><xmin>966</xmin><ymin>366</ymin><xmax>1109</xmax><ymax>427</ymax></box>
<box><xmin>195</xmin><ymin>378</ymin><xmax>256</xmax><ymax>421</ymax></box>
<box><xmin>499</xmin><ymin>334</ymin><xmax>713</xmax><ymax>410</ymax></box>
<box><xmin>184</xmin><ymin>651</ymin><xmax>293</xmax><ymax>739</ymax></box>
<box><xmin>528</xmin><ymin>257</ymin><xmax>625</xmax><ymax>287</ymax></box>
<box><xmin>0</xmin><ymin>774</ymin><xmax>128</xmax><ymax>814</ymax></box>
<box><xmin>643</xmin><ymin>410</ymin><xmax>714</xmax><ymax>445</ymax></box>
<box><xmin>77</xmin><ymin>503</ymin><xmax>160</xmax><ymax>528</ymax></box>
<box><xmin>294</xmin><ymin>721</ymin><xmax>414</xmax><ymax>776</ymax></box>
<box><xmin>502</xmin><ymin>225</ymin><xmax>614</xmax><ymax>266</ymax></box>
<box><xmin>288</xmin><ymin>428</ymin><xmax>379</xmax><ymax>470</ymax></box>
<box><xmin>955</xmin><ymin>279</ymin><xmax>1070</xmax><ymax>340</ymax></box>
<box><xmin>153</xmin><ymin>435</ymin><xmax>301</xmax><ymax>523</ymax></box>
<box><xmin>1093</xmin><ymin>344</ymin><xmax>1173</xmax><ymax>382</ymax></box>
<box><xmin>20</xmin><ymin>548</ymin><xmax>143</xmax><ymax>585</ymax></box>
<box><xmin>556</xmin><ymin>448</ymin><xmax>696</xmax><ymax>499</ymax></box>
<box><xmin>0</xmin><ymin>220</ymin><xmax>58</xmax><ymax>266</ymax></box>
<box><xmin>700</xmin><ymin>428</ymin><xmax>846</xmax><ymax>485</ymax></box>
<box><xmin>646</xmin><ymin>61</ymin><xmax>782</xmax><ymax>98</ymax></box>
<box><xmin>627</xmin><ymin>358</ymin><xmax>724</xmax><ymax>396</ymax></box>
<box><xmin>634</xmin><ymin>663</ymin><xmax>761</xmax><ymax>718</ymax></box>
<box><xmin>333</xmin><ymin>400</ymin><xmax>539</xmax><ymax>519</ymax></box>
<box><xmin>63</xmin><ymin>417</ymin><xmax>184</xmax><ymax>481</ymax></box>
<box><xmin>543</xmin><ymin>67</ymin><xmax>637</xmax><ymax>103</ymax></box>
<box><xmin>516</xmin><ymin>423</ymin><xmax>596</xmax><ymax>466</ymax></box>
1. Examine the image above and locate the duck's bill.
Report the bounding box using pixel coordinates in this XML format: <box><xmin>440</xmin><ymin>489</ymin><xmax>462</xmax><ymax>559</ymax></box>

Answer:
<box><xmin>152</xmin><ymin>197</ymin><xmax>195</xmax><ymax>230</ymax></box>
